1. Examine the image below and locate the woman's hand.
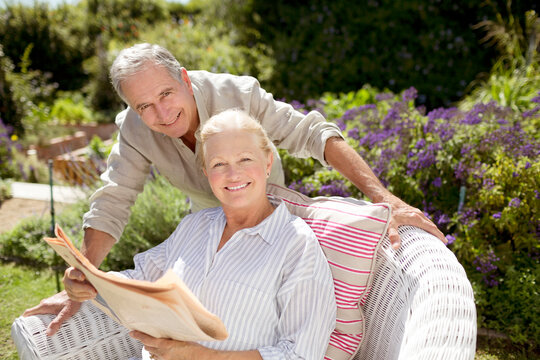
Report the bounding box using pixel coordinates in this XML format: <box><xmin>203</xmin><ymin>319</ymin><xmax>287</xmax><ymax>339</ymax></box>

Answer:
<box><xmin>129</xmin><ymin>331</ymin><xmax>262</xmax><ymax>360</ymax></box>
<box><xmin>63</xmin><ymin>267</ymin><xmax>97</xmax><ymax>302</ymax></box>
<box><xmin>130</xmin><ymin>331</ymin><xmax>204</xmax><ymax>360</ymax></box>
<box><xmin>23</xmin><ymin>291</ymin><xmax>82</xmax><ymax>336</ymax></box>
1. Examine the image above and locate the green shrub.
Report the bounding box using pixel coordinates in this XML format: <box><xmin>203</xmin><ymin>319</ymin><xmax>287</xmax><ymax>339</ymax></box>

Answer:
<box><xmin>0</xmin><ymin>45</ymin><xmax>23</xmax><ymax>133</ymax></box>
<box><xmin>0</xmin><ymin>2</ymin><xmax>89</xmax><ymax>91</ymax></box>
<box><xmin>0</xmin><ymin>200</ymin><xmax>88</xmax><ymax>267</ymax></box>
<box><xmin>0</xmin><ymin>179</ymin><xmax>12</xmax><ymax>204</ymax></box>
<box><xmin>0</xmin><ymin>175</ymin><xmax>189</xmax><ymax>271</ymax></box>
<box><xmin>223</xmin><ymin>0</ymin><xmax>537</xmax><ymax>107</ymax></box>
<box><xmin>112</xmin><ymin>17</ymin><xmax>272</xmax><ymax>81</ymax></box>
<box><xmin>50</xmin><ymin>98</ymin><xmax>95</xmax><ymax>125</ymax></box>
<box><xmin>459</xmin><ymin>5</ymin><xmax>540</xmax><ymax>113</ymax></box>
<box><xmin>105</xmin><ymin>174</ymin><xmax>190</xmax><ymax>270</ymax></box>
<box><xmin>87</xmin><ymin>134</ymin><xmax>115</xmax><ymax>161</ymax></box>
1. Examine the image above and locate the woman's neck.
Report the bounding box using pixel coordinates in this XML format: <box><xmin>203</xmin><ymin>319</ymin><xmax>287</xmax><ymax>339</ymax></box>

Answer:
<box><xmin>222</xmin><ymin>198</ymin><xmax>275</xmax><ymax>232</ymax></box>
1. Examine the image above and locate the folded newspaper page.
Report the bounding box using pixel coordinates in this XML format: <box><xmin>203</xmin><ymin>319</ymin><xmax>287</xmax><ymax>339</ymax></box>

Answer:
<box><xmin>45</xmin><ymin>224</ymin><xmax>228</xmax><ymax>342</ymax></box>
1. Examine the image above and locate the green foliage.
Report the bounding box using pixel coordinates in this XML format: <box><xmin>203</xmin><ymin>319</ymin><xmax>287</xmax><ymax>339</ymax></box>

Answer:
<box><xmin>0</xmin><ymin>2</ymin><xmax>89</xmax><ymax>90</ymax></box>
<box><xmin>0</xmin><ymin>179</ymin><xmax>12</xmax><ymax>204</ymax></box>
<box><xmin>50</xmin><ymin>98</ymin><xmax>95</xmax><ymax>125</ymax></box>
<box><xmin>81</xmin><ymin>0</ymin><xmax>170</xmax><ymax>116</ymax></box>
<box><xmin>0</xmin><ymin>263</ymin><xmax>57</xmax><ymax>360</ymax></box>
<box><xmin>0</xmin><ymin>175</ymin><xmax>189</xmax><ymax>271</ymax></box>
<box><xmin>0</xmin><ymin>46</ymin><xmax>24</xmax><ymax>133</ymax></box>
<box><xmin>460</xmin><ymin>4</ymin><xmax>540</xmax><ymax>112</ymax></box>
<box><xmin>0</xmin><ymin>200</ymin><xmax>88</xmax><ymax>267</ymax></box>
<box><xmin>104</xmin><ymin>174</ymin><xmax>190</xmax><ymax>271</ymax></box>
<box><xmin>224</xmin><ymin>0</ymin><xmax>538</xmax><ymax>107</ymax></box>
<box><xmin>110</xmin><ymin>17</ymin><xmax>272</xmax><ymax>82</ymax></box>
<box><xmin>288</xmin><ymin>87</ymin><xmax>539</xmax><ymax>345</ymax></box>
<box><xmin>474</xmin><ymin>256</ymin><xmax>540</xmax><ymax>347</ymax></box>
<box><xmin>87</xmin><ymin>134</ymin><xmax>115</xmax><ymax>161</ymax></box>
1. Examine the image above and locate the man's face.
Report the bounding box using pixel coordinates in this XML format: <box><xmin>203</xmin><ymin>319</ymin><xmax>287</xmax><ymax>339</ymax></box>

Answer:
<box><xmin>121</xmin><ymin>64</ymin><xmax>199</xmax><ymax>139</ymax></box>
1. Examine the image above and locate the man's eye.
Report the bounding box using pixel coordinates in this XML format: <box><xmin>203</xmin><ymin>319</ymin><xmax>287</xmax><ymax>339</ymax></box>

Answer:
<box><xmin>139</xmin><ymin>104</ymin><xmax>150</xmax><ymax>112</ymax></box>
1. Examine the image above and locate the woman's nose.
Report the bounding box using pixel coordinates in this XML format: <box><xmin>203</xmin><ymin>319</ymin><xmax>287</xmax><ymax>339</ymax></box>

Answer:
<box><xmin>226</xmin><ymin>165</ymin><xmax>241</xmax><ymax>180</ymax></box>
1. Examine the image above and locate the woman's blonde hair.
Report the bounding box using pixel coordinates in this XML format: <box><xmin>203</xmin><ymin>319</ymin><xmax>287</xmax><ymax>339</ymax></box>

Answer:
<box><xmin>198</xmin><ymin>109</ymin><xmax>272</xmax><ymax>169</ymax></box>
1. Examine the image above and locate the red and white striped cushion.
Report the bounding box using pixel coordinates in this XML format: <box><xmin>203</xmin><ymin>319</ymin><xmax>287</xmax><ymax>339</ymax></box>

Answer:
<box><xmin>267</xmin><ymin>184</ymin><xmax>391</xmax><ymax>360</ymax></box>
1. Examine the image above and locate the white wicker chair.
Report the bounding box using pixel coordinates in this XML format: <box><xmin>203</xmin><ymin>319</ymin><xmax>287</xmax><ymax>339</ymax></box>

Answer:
<box><xmin>11</xmin><ymin>225</ymin><xmax>477</xmax><ymax>360</ymax></box>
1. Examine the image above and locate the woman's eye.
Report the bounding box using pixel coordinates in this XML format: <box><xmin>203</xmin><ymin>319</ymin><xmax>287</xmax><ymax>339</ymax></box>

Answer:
<box><xmin>241</xmin><ymin>158</ymin><xmax>251</xmax><ymax>162</ymax></box>
<box><xmin>213</xmin><ymin>162</ymin><xmax>224</xmax><ymax>168</ymax></box>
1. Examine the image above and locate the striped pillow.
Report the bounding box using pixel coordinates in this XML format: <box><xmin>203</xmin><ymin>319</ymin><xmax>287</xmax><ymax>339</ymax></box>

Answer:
<box><xmin>267</xmin><ymin>184</ymin><xmax>391</xmax><ymax>360</ymax></box>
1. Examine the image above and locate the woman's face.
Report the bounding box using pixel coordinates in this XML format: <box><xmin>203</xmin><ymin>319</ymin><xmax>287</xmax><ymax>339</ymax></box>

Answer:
<box><xmin>203</xmin><ymin>129</ymin><xmax>272</xmax><ymax>212</ymax></box>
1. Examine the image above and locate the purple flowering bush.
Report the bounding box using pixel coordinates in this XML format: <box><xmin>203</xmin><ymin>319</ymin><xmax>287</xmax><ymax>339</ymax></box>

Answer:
<box><xmin>0</xmin><ymin>118</ymin><xmax>21</xmax><ymax>179</ymax></box>
<box><xmin>0</xmin><ymin>118</ymin><xmax>49</xmax><ymax>183</ymax></box>
<box><xmin>284</xmin><ymin>87</ymin><xmax>540</xmax><ymax>345</ymax></box>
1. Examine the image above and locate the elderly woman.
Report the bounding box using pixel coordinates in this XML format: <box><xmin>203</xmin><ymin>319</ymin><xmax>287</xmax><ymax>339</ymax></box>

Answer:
<box><xmin>66</xmin><ymin>109</ymin><xmax>336</xmax><ymax>360</ymax></box>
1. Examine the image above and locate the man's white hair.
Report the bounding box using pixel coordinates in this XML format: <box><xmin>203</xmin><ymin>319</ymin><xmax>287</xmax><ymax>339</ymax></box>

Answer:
<box><xmin>110</xmin><ymin>43</ymin><xmax>183</xmax><ymax>103</ymax></box>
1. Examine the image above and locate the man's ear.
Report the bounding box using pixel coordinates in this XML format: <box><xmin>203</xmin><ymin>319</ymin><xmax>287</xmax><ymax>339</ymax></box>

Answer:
<box><xmin>181</xmin><ymin>68</ymin><xmax>193</xmax><ymax>94</ymax></box>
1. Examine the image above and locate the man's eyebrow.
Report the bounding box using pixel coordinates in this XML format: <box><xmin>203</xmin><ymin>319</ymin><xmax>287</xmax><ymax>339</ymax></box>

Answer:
<box><xmin>135</xmin><ymin>102</ymin><xmax>148</xmax><ymax>111</ymax></box>
<box><xmin>134</xmin><ymin>87</ymin><xmax>175</xmax><ymax>111</ymax></box>
<box><xmin>159</xmin><ymin>87</ymin><xmax>175</xmax><ymax>97</ymax></box>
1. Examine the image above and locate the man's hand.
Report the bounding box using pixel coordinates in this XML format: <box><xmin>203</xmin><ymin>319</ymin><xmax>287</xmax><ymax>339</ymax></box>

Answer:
<box><xmin>63</xmin><ymin>267</ymin><xmax>98</xmax><ymax>302</ymax></box>
<box><xmin>22</xmin><ymin>291</ymin><xmax>82</xmax><ymax>336</ymax></box>
<box><xmin>324</xmin><ymin>137</ymin><xmax>447</xmax><ymax>249</ymax></box>
<box><xmin>384</xmin><ymin>193</ymin><xmax>446</xmax><ymax>249</ymax></box>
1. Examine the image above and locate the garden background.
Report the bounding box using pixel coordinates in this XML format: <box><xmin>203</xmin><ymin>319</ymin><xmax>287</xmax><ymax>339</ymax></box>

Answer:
<box><xmin>0</xmin><ymin>0</ymin><xmax>538</xmax><ymax>358</ymax></box>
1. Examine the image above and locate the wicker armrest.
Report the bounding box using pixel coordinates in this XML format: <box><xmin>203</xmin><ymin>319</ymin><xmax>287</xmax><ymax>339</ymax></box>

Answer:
<box><xmin>355</xmin><ymin>226</ymin><xmax>477</xmax><ymax>360</ymax></box>
<box><xmin>11</xmin><ymin>301</ymin><xmax>142</xmax><ymax>360</ymax></box>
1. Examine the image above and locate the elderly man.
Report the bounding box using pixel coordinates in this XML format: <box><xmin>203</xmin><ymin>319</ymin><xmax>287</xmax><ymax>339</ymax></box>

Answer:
<box><xmin>24</xmin><ymin>43</ymin><xmax>445</xmax><ymax>335</ymax></box>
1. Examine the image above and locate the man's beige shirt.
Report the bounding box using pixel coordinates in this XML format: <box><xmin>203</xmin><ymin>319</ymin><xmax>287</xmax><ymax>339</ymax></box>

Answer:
<box><xmin>83</xmin><ymin>70</ymin><xmax>343</xmax><ymax>241</ymax></box>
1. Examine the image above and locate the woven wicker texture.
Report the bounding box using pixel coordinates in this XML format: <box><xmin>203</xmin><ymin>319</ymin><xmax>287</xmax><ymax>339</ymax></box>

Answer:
<box><xmin>11</xmin><ymin>301</ymin><xmax>142</xmax><ymax>360</ymax></box>
<box><xmin>12</xmin><ymin>226</ymin><xmax>476</xmax><ymax>359</ymax></box>
<box><xmin>355</xmin><ymin>226</ymin><xmax>477</xmax><ymax>360</ymax></box>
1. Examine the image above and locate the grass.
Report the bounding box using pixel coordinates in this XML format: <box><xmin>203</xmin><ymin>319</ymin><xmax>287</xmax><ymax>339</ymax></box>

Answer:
<box><xmin>0</xmin><ymin>262</ymin><xmax>57</xmax><ymax>360</ymax></box>
<box><xmin>0</xmin><ymin>261</ymin><xmax>533</xmax><ymax>359</ymax></box>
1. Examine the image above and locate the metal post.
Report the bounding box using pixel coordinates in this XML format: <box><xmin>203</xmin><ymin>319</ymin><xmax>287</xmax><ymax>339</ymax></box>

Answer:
<box><xmin>49</xmin><ymin>160</ymin><xmax>61</xmax><ymax>292</ymax></box>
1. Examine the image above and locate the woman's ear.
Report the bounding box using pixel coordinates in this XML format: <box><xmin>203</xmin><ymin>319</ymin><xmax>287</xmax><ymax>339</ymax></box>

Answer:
<box><xmin>266</xmin><ymin>152</ymin><xmax>273</xmax><ymax>175</ymax></box>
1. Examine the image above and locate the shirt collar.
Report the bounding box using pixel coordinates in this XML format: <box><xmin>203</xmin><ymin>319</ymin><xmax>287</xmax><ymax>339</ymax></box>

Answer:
<box><xmin>203</xmin><ymin>195</ymin><xmax>291</xmax><ymax>246</ymax></box>
<box><xmin>241</xmin><ymin>196</ymin><xmax>290</xmax><ymax>245</ymax></box>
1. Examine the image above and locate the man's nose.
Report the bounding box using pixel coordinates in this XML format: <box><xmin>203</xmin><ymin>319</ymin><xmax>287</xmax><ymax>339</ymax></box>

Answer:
<box><xmin>155</xmin><ymin>103</ymin><xmax>169</xmax><ymax>123</ymax></box>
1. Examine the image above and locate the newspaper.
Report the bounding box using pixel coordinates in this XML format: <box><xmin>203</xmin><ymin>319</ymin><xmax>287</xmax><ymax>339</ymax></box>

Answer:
<box><xmin>45</xmin><ymin>224</ymin><xmax>228</xmax><ymax>342</ymax></box>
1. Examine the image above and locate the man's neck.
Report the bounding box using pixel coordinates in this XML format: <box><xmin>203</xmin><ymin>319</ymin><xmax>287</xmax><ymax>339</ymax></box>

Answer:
<box><xmin>181</xmin><ymin>132</ymin><xmax>197</xmax><ymax>152</ymax></box>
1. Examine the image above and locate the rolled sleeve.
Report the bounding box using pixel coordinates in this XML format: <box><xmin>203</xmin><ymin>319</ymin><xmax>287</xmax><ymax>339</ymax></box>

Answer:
<box><xmin>82</xmin><ymin>122</ymin><xmax>151</xmax><ymax>241</ymax></box>
<box><xmin>249</xmin><ymin>80</ymin><xmax>344</xmax><ymax>167</ymax></box>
